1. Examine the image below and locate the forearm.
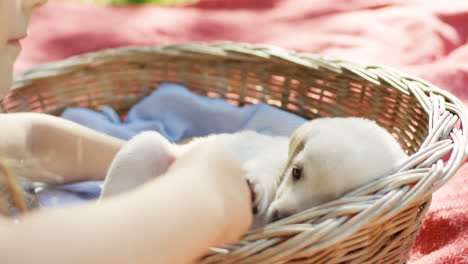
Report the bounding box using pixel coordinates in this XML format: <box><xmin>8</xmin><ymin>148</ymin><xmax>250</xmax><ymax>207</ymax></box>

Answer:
<box><xmin>0</xmin><ymin>174</ymin><xmax>229</xmax><ymax>264</ymax></box>
<box><xmin>30</xmin><ymin>113</ymin><xmax>125</xmax><ymax>183</ymax></box>
<box><xmin>1</xmin><ymin>113</ymin><xmax>124</xmax><ymax>183</ymax></box>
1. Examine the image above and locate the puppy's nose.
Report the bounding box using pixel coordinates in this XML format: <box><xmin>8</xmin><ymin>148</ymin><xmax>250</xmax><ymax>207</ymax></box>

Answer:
<box><xmin>271</xmin><ymin>209</ymin><xmax>289</xmax><ymax>222</ymax></box>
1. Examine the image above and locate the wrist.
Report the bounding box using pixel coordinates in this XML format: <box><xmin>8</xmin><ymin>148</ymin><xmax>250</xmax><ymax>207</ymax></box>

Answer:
<box><xmin>162</xmin><ymin>143</ymin><xmax>252</xmax><ymax>245</ymax></box>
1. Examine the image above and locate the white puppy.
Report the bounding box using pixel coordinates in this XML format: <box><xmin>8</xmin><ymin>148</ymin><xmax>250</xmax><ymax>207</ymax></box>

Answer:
<box><xmin>267</xmin><ymin>117</ymin><xmax>408</xmax><ymax>221</ymax></box>
<box><xmin>100</xmin><ymin>130</ymin><xmax>288</xmax><ymax>228</ymax></box>
<box><xmin>100</xmin><ymin>117</ymin><xmax>407</xmax><ymax>229</ymax></box>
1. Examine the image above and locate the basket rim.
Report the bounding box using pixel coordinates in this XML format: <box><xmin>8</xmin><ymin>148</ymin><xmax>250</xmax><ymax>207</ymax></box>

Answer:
<box><xmin>11</xmin><ymin>41</ymin><xmax>466</xmax><ymax>108</ymax></box>
<box><xmin>9</xmin><ymin>42</ymin><xmax>448</xmax><ymax>93</ymax></box>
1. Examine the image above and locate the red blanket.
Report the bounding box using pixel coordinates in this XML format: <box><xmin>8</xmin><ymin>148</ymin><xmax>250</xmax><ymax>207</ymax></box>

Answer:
<box><xmin>15</xmin><ymin>0</ymin><xmax>468</xmax><ymax>263</ymax></box>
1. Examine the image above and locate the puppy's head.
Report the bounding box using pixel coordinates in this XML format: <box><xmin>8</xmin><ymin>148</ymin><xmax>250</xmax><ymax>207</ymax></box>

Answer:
<box><xmin>268</xmin><ymin>117</ymin><xmax>407</xmax><ymax>222</ymax></box>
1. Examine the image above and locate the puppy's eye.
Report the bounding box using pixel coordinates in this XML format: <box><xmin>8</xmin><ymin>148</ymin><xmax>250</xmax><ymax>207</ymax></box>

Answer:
<box><xmin>292</xmin><ymin>167</ymin><xmax>302</xmax><ymax>181</ymax></box>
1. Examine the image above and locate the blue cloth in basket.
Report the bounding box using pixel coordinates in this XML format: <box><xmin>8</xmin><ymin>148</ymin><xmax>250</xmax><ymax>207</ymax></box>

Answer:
<box><xmin>36</xmin><ymin>83</ymin><xmax>306</xmax><ymax>208</ymax></box>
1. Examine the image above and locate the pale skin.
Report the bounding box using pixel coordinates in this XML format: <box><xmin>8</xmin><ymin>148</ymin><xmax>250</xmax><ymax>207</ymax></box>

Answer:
<box><xmin>0</xmin><ymin>0</ymin><xmax>253</xmax><ymax>263</ymax></box>
<box><xmin>1</xmin><ymin>144</ymin><xmax>252</xmax><ymax>264</ymax></box>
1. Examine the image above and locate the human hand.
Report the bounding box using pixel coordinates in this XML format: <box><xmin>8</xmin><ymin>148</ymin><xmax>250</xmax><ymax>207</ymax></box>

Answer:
<box><xmin>166</xmin><ymin>141</ymin><xmax>253</xmax><ymax>245</ymax></box>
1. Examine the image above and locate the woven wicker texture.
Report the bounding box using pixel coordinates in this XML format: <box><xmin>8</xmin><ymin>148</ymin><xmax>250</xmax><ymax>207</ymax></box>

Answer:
<box><xmin>1</xmin><ymin>42</ymin><xmax>466</xmax><ymax>264</ymax></box>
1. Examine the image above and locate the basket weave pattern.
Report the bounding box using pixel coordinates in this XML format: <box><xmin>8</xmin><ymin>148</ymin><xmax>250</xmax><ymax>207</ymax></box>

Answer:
<box><xmin>2</xmin><ymin>42</ymin><xmax>466</xmax><ymax>264</ymax></box>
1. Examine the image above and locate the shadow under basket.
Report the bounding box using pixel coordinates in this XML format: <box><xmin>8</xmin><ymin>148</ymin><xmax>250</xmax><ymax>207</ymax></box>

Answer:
<box><xmin>2</xmin><ymin>42</ymin><xmax>467</xmax><ymax>264</ymax></box>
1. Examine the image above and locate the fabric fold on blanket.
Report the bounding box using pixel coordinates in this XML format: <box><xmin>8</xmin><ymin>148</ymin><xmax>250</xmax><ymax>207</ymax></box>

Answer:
<box><xmin>62</xmin><ymin>83</ymin><xmax>306</xmax><ymax>142</ymax></box>
<box><xmin>36</xmin><ymin>83</ymin><xmax>305</xmax><ymax>207</ymax></box>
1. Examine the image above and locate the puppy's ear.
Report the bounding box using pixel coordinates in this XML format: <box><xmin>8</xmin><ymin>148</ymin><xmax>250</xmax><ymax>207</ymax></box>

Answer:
<box><xmin>289</xmin><ymin>120</ymin><xmax>322</xmax><ymax>158</ymax></box>
<box><xmin>280</xmin><ymin>120</ymin><xmax>320</xmax><ymax>181</ymax></box>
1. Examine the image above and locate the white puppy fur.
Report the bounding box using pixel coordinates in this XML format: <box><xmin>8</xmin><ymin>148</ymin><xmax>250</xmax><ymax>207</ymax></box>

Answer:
<box><xmin>100</xmin><ymin>117</ymin><xmax>407</xmax><ymax>229</ymax></box>
<box><xmin>100</xmin><ymin>132</ymin><xmax>177</xmax><ymax>198</ymax></box>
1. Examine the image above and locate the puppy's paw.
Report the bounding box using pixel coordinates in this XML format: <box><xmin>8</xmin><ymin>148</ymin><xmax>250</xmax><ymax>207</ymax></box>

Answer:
<box><xmin>248</xmin><ymin>179</ymin><xmax>277</xmax><ymax>229</ymax></box>
<box><xmin>100</xmin><ymin>131</ymin><xmax>176</xmax><ymax>199</ymax></box>
<box><xmin>246</xmin><ymin>177</ymin><xmax>270</xmax><ymax>216</ymax></box>
<box><xmin>246</xmin><ymin>179</ymin><xmax>258</xmax><ymax>215</ymax></box>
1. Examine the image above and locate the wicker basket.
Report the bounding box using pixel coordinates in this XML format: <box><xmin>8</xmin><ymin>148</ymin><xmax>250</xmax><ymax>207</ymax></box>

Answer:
<box><xmin>2</xmin><ymin>42</ymin><xmax>467</xmax><ymax>264</ymax></box>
